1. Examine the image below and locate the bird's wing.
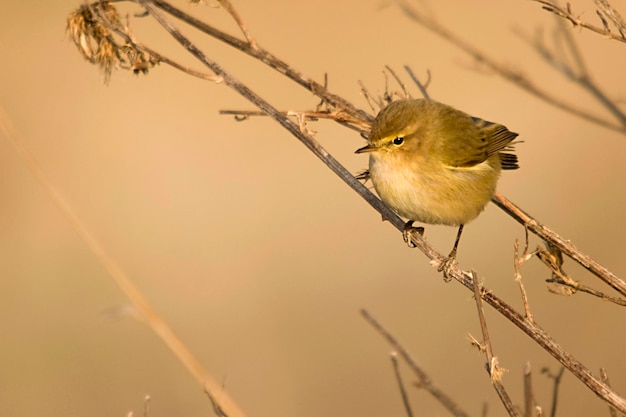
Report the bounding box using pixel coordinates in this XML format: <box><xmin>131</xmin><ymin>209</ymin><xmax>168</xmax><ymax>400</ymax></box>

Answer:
<box><xmin>445</xmin><ymin>117</ymin><xmax>519</xmax><ymax>170</ymax></box>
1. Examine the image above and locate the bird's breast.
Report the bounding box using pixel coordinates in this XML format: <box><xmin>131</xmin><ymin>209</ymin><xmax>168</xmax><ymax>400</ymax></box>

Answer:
<box><xmin>368</xmin><ymin>153</ymin><xmax>500</xmax><ymax>226</ymax></box>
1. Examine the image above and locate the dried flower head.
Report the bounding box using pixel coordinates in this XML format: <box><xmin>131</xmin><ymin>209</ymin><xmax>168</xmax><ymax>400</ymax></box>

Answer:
<box><xmin>67</xmin><ymin>2</ymin><xmax>158</xmax><ymax>82</ymax></box>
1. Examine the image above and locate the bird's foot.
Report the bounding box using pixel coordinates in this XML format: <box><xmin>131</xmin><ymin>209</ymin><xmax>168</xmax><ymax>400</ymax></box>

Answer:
<box><xmin>402</xmin><ymin>221</ymin><xmax>424</xmax><ymax>248</ymax></box>
<box><xmin>438</xmin><ymin>253</ymin><xmax>458</xmax><ymax>282</ymax></box>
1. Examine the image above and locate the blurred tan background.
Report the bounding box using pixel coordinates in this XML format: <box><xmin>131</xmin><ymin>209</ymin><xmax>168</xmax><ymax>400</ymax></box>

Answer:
<box><xmin>2</xmin><ymin>0</ymin><xmax>626</xmax><ymax>416</ymax></box>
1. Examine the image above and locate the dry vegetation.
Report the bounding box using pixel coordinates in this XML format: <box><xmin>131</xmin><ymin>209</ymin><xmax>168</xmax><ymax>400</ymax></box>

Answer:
<box><xmin>3</xmin><ymin>0</ymin><xmax>625</xmax><ymax>416</ymax></box>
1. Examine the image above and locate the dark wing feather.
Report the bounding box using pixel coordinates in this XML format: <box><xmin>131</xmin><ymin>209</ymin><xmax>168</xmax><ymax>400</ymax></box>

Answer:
<box><xmin>471</xmin><ymin>116</ymin><xmax>519</xmax><ymax>170</ymax></box>
<box><xmin>498</xmin><ymin>153</ymin><xmax>519</xmax><ymax>170</ymax></box>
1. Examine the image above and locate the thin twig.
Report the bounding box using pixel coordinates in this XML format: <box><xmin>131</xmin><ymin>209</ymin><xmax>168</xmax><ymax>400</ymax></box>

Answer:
<box><xmin>514</xmin><ymin>18</ymin><xmax>626</xmax><ymax>128</ymax></box>
<box><xmin>447</xmin><ymin>265</ymin><xmax>626</xmax><ymax>414</ymax></box>
<box><xmin>150</xmin><ymin>0</ymin><xmax>374</xmax><ymax>126</ymax></box>
<box><xmin>531</xmin><ymin>0</ymin><xmax>626</xmax><ymax>44</ymax></box>
<box><xmin>514</xmin><ymin>228</ymin><xmax>537</xmax><ymax>321</ymax></box>
<box><xmin>205</xmin><ymin>387</ymin><xmax>230</xmax><ymax>417</ymax></box>
<box><xmin>391</xmin><ymin>353</ymin><xmax>415</xmax><ymax>417</ymax></box>
<box><xmin>523</xmin><ymin>362</ymin><xmax>536</xmax><ymax>417</ymax></box>
<box><xmin>536</xmin><ymin>248</ymin><xmax>626</xmax><ymax>306</ymax></box>
<box><xmin>218</xmin><ymin>109</ymin><xmax>367</xmax><ymax>134</ymax></box>
<box><xmin>217</xmin><ymin>0</ymin><xmax>257</xmax><ymax>49</ymax></box>
<box><xmin>542</xmin><ymin>367</ymin><xmax>565</xmax><ymax>417</ymax></box>
<box><xmin>470</xmin><ymin>271</ymin><xmax>520</xmax><ymax>417</ymax></box>
<box><xmin>398</xmin><ymin>1</ymin><xmax>626</xmax><ymax>133</ymax></box>
<box><xmin>143</xmin><ymin>395</ymin><xmax>151</xmax><ymax>417</ymax></box>
<box><xmin>358</xmin><ymin>79</ymin><xmax>381</xmax><ymax>114</ymax></box>
<box><xmin>361</xmin><ymin>309</ymin><xmax>471</xmax><ymax>417</ymax></box>
<box><xmin>384</xmin><ymin>65</ymin><xmax>411</xmax><ymax>100</ymax></box>
<box><xmin>403</xmin><ymin>66</ymin><xmax>431</xmax><ymax>99</ymax></box>
<box><xmin>600</xmin><ymin>369</ymin><xmax>619</xmax><ymax>417</ymax></box>
<box><xmin>492</xmin><ymin>191</ymin><xmax>626</xmax><ymax>297</ymax></box>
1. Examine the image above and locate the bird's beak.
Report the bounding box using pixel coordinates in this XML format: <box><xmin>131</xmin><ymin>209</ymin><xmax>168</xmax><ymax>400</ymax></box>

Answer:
<box><xmin>355</xmin><ymin>144</ymin><xmax>377</xmax><ymax>154</ymax></box>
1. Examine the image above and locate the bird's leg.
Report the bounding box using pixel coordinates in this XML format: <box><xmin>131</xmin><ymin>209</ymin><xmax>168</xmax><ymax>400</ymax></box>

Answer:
<box><xmin>402</xmin><ymin>220</ymin><xmax>424</xmax><ymax>248</ymax></box>
<box><xmin>438</xmin><ymin>224</ymin><xmax>464</xmax><ymax>281</ymax></box>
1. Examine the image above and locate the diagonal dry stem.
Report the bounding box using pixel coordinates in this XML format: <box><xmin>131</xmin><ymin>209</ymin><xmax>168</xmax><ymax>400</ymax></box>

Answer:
<box><xmin>492</xmin><ymin>191</ymin><xmax>626</xmax><ymax>297</ymax></box>
<box><xmin>470</xmin><ymin>271</ymin><xmax>520</xmax><ymax>417</ymax></box>
<box><xmin>0</xmin><ymin>109</ymin><xmax>245</xmax><ymax>417</ymax></box>
<box><xmin>361</xmin><ymin>309</ymin><xmax>471</xmax><ymax>417</ymax></box>
<box><xmin>531</xmin><ymin>0</ymin><xmax>626</xmax><ymax>43</ymax></box>
<box><xmin>398</xmin><ymin>1</ymin><xmax>626</xmax><ymax>133</ymax></box>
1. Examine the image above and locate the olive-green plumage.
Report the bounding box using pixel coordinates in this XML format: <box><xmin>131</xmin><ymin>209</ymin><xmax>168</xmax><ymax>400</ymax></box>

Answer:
<box><xmin>356</xmin><ymin>99</ymin><xmax>518</xmax><ymax>227</ymax></box>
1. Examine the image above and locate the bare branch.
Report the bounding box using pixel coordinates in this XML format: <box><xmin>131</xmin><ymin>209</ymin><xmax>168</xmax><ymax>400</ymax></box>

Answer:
<box><xmin>523</xmin><ymin>362</ymin><xmax>536</xmax><ymax>417</ymax></box>
<box><xmin>514</xmin><ymin>19</ymin><xmax>626</xmax><ymax>128</ymax></box>
<box><xmin>217</xmin><ymin>0</ymin><xmax>257</xmax><ymax>49</ymax></box>
<box><xmin>514</xmin><ymin>229</ymin><xmax>538</xmax><ymax>321</ymax></box>
<box><xmin>470</xmin><ymin>271</ymin><xmax>520</xmax><ymax>417</ymax></box>
<box><xmin>443</xmin><ymin>265</ymin><xmax>626</xmax><ymax>413</ymax></box>
<box><xmin>536</xmin><ymin>246</ymin><xmax>626</xmax><ymax>306</ymax></box>
<box><xmin>361</xmin><ymin>309</ymin><xmax>471</xmax><ymax>417</ymax></box>
<box><xmin>384</xmin><ymin>65</ymin><xmax>411</xmax><ymax>100</ymax></box>
<box><xmin>398</xmin><ymin>1</ymin><xmax>626</xmax><ymax>133</ymax></box>
<box><xmin>531</xmin><ymin>0</ymin><xmax>626</xmax><ymax>43</ymax></box>
<box><xmin>542</xmin><ymin>367</ymin><xmax>566</xmax><ymax>417</ymax></box>
<box><xmin>149</xmin><ymin>0</ymin><xmax>373</xmax><ymax>126</ymax></box>
<box><xmin>390</xmin><ymin>353</ymin><xmax>415</xmax><ymax>417</ymax></box>
<box><xmin>218</xmin><ymin>109</ymin><xmax>371</xmax><ymax>135</ymax></box>
<box><xmin>600</xmin><ymin>369</ymin><xmax>619</xmax><ymax>417</ymax></box>
<box><xmin>492</xmin><ymin>191</ymin><xmax>626</xmax><ymax>298</ymax></box>
<box><xmin>403</xmin><ymin>66</ymin><xmax>431</xmax><ymax>99</ymax></box>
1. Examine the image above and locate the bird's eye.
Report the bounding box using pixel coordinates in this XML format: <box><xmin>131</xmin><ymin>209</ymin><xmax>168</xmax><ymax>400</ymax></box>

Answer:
<box><xmin>392</xmin><ymin>137</ymin><xmax>404</xmax><ymax>146</ymax></box>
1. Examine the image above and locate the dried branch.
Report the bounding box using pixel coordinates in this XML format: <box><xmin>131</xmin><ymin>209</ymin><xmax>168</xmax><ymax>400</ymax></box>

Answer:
<box><xmin>149</xmin><ymin>0</ymin><xmax>373</xmax><ymax>129</ymax></box>
<box><xmin>600</xmin><ymin>369</ymin><xmax>619</xmax><ymax>417</ymax></box>
<box><xmin>514</xmin><ymin>18</ymin><xmax>626</xmax><ymax>128</ymax></box>
<box><xmin>398</xmin><ymin>1</ymin><xmax>626</xmax><ymax>133</ymax></box>
<box><xmin>361</xmin><ymin>309</ymin><xmax>471</xmax><ymax>417</ymax></box>
<box><xmin>492</xmin><ymin>191</ymin><xmax>626</xmax><ymax>298</ymax></box>
<box><xmin>444</xmin><ymin>264</ymin><xmax>626</xmax><ymax>413</ymax></box>
<box><xmin>403</xmin><ymin>66</ymin><xmax>431</xmax><ymax>100</ymax></box>
<box><xmin>514</xmin><ymin>229</ymin><xmax>537</xmax><ymax>321</ymax></box>
<box><xmin>523</xmin><ymin>362</ymin><xmax>538</xmax><ymax>417</ymax></box>
<box><xmin>390</xmin><ymin>353</ymin><xmax>415</xmax><ymax>417</ymax></box>
<box><xmin>470</xmin><ymin>271</ymin><xmax>520</xmax><ymax>417</ymax></box>
<box><xmin>218</xmin><ymin>109</ymin><xmax>368</xmax><ymax>135</ymax></box>
<box><xmin>542</xmin><ymin>367</ymin><xmax>565</xmax><ymax>417</ymax></box>
<box><xmin>205</xmin><ymin>387</ymin><xmax>230</xmax><ymax>417</ymax></box>
<box><xmin>536</xmin><ymin>246</ymin><xmax>626</xmax><ymax>306</ymax></box>
<box><xmin>384</xmin><ymin>65</ymin><xmax>412</xmax><ymax>100</ymax></box>
<box><xmin>531</xmin><ymin>0</ymin><xmax>626</xmax><ymax>44</ymax></box>
<box><xmin>216</xmin><ymin>0</ymin><xmax>257</xmax><ymax>49</ymax></box>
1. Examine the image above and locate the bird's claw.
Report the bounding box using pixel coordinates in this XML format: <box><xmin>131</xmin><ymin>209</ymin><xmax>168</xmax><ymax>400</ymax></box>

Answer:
<box><xmin>438</xmin><ymin>255</ymin><xmax>458</xmax><ymax>282</ymax></box>
<box><xmin>402</xmin><ymin>221</ymin><xmax>424</xmax><ymax>248</ymax></box>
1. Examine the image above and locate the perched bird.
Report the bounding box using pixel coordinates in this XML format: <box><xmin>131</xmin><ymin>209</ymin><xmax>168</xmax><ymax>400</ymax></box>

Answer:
<box><xmin>356</xmin><ymin>99</ymin><xmax>519</xmax><ymax>274</ymax></box>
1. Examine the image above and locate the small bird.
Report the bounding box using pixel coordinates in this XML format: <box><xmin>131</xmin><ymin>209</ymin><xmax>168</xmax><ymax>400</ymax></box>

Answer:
<box><xmin>356</xmin><ymin>99</ymin><xmax>519</xmax><ymax>275</ymax></box>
